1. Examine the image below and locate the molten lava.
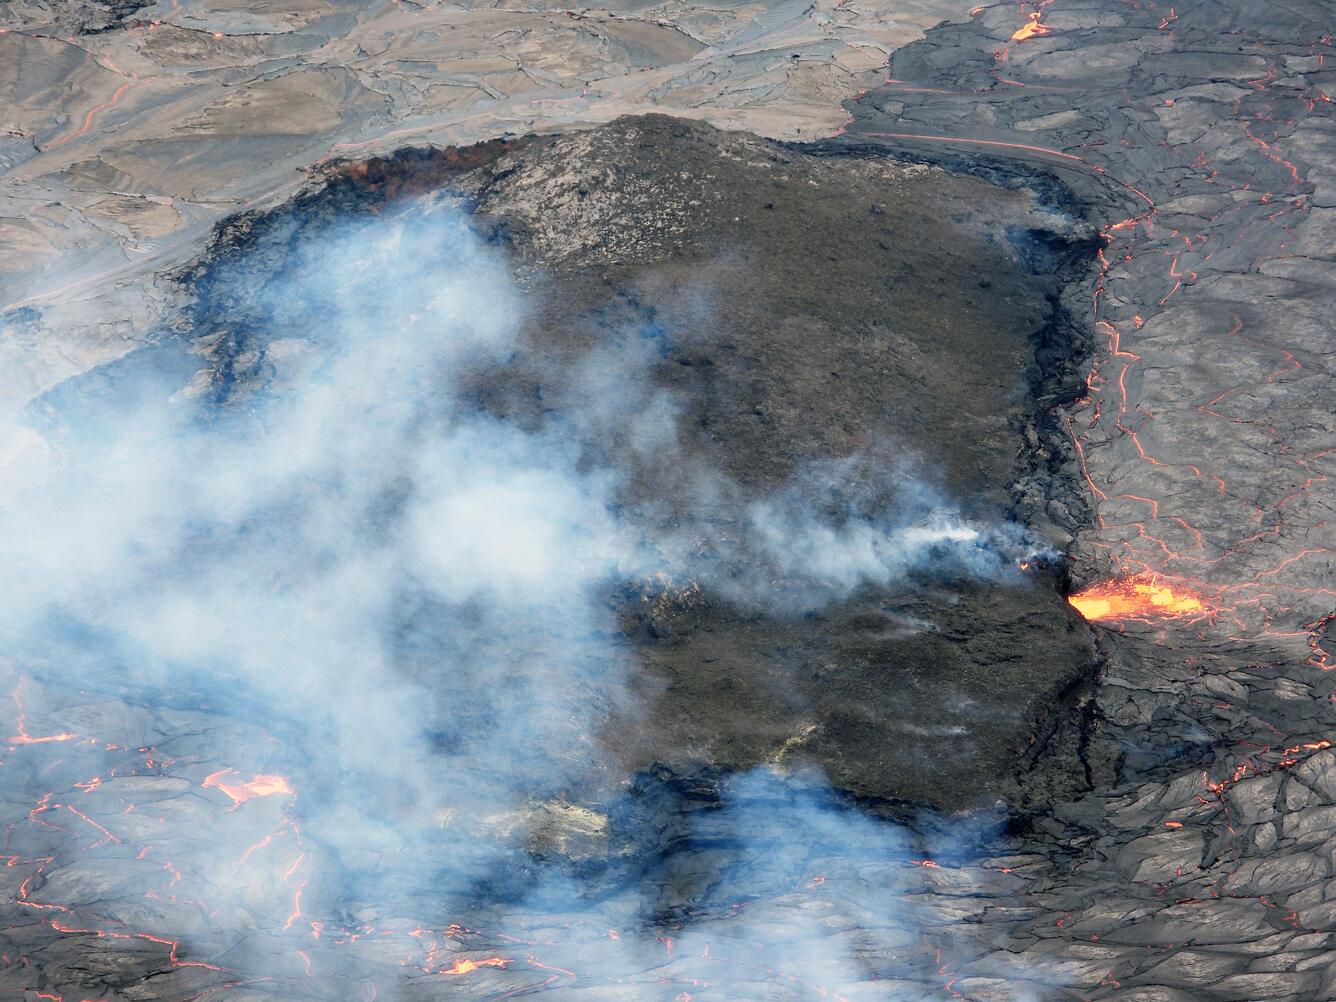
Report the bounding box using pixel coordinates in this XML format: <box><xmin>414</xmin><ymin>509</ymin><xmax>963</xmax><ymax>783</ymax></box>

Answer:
<box><xmin>201</xmin><ymin>769</ymin><xmax>295</xmax><ymax>806</ymax></box>
<box><xmin>1068</xmin><ymin>576</ymin><xmax>1209</xmax><ymax>622</ymax></box>
<box><xmin>1010</xmin><ymin>12</ymin><xmax>1051</xmax><ymax>41</ymax></box>
<box><xmin>440</xmin><ymin>957</ymin><xmax>508</xmax><ymax>975</ymax></box>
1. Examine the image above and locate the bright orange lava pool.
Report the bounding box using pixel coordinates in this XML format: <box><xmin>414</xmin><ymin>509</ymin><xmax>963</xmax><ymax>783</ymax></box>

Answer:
<box><xmin>1068</xmin><ymin>576</ymin><xmax>1209</xmax><ymax>621</ymax></box>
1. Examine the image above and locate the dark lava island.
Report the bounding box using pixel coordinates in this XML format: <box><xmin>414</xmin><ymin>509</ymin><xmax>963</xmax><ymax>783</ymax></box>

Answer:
<box><xmin>189</xmin><ymin>115</ymin><xmax>1102</xmax><ymax>813</ymax></box>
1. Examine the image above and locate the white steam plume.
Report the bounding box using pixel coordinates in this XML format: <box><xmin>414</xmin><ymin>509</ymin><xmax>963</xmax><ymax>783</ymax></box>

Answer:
<box><xmin>0</xmin><ymin>200</ymin><xmax>1061</xmax><ymax>999</ymax></box>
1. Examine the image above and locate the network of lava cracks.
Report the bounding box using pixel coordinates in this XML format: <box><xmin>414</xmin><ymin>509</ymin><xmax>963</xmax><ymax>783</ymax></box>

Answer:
<box><xmin>867</xmin><ymin>5</ymin><xmax>1334</xmax><ymax>666</ymax></box>
<box><xmin>971</xmin><ymin>3</ymin><xmax>1332</xmax><ymax>995</ymax></box>
<box><xmin>4</xmin><ymin>2</ymin><xmax>1336</xmax><ymax>1001</ymax></box>
<box><xmin>849</xmin><ymin>1</ymin><xmax>1334</xmax><ymax>992</ymax></box>
<box><xmin>1</xmin><ymin>682</ymin><xmax>838</xmax><ymax>996</ymax></box>
<box><xmin>3</xmin><ymin>678</ymin><xmax>605</xmax><ymax>1001</ymax></box>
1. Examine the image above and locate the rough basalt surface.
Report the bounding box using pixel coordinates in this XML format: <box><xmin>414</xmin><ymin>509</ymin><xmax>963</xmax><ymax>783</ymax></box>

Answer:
<box><xmin>382</xmin><ymin>116</ymin><xmax>1103</xmax><ymax>812</ymax></box>
<box><xmin>0</xmin><ymin>109</ymin><xmax>1111</xmax><ymax>993</ymax></box>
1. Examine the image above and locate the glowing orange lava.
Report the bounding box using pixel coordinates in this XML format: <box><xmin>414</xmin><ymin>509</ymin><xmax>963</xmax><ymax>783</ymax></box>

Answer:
<box><xmin>1010</xmin><ymin>12</ymin><xmax>1051</xmax><ymax>41</ymax></box>
<box><xmin>1068</xmin><ymin>576</ymin><xmax>1209</xmax><ymax>622</ymax></box>
<box><xmin>9</xmin><ymin>683</ymin><xmax>79</xmax><ymax>746</ymax></box>
<box><xmin>440</xmin><ymin>957</ymin><xmax>508</xmax><ymax>975</ymax></box>
<box><xmin>201</xmin><ymin>769</ymin><xmax>294</xmax><ymax>806</ymax></box>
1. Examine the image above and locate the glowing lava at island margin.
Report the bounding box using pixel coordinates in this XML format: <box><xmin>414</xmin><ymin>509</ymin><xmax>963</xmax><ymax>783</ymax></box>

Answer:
<box><xmin>1068</xmin><ymin>575</ymin><xmax>1210</xmax><ymax>622</ymax></box>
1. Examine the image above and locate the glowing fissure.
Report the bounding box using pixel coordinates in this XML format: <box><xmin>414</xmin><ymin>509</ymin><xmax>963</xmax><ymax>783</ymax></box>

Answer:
<box><xmin>438</xmin><ymin>956</ymin><xmax>508</xmax><ymax>975</ymax></box>
<box><xmin>853</xmin><ymin>31</ymin><xmax>1336</xmax><ymax>990</ymax></box>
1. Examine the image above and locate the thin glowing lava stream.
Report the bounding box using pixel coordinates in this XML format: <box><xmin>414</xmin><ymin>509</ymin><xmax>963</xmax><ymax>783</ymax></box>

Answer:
<box><xmin>1068</xmin><ymin>575</ymin><xmax>1209</xmax><ymax>622</ymax></box>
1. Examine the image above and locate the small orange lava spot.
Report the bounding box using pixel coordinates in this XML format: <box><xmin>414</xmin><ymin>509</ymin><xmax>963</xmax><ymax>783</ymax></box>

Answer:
<box><xmin>439</xmin><ymin>957</ymin><xmax>508</xmax><ymax>975</ymax></box>
<box><xmin>1068</xmin><ymin>575</ymin><xmax>1209</xmax><ymax>622</ymax></box>
<box><xmin>1164</xmin><ymin>821</ymin><xmax>1183</xmax><ymax>829</ymax></box>
<box><xmin>202</xmin><ymin>769</ymin><xmax>294</xmax><ymax>805</ymax></box>
<box><xmin>1010</xmin><ymin>12</ymin><xmax>1051</xmax><ymax>41</ymax></box>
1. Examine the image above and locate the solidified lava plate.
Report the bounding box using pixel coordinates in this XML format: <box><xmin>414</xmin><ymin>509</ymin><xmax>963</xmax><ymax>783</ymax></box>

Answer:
<box><xmin>1</xmin><ymin>2</ymin><xmax>1334</xmax><ymax>1002</ymax></box>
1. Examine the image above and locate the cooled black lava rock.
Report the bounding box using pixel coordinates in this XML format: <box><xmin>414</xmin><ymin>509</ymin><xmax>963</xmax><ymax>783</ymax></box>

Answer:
<box><xmin>185</xmin><ymin>114</ymin><xmax>1101</xmax><ymax>812</ymax></box>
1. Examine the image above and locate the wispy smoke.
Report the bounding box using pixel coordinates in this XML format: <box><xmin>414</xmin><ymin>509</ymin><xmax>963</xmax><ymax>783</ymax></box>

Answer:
<box><xmin>713</xmin><ymin>453</ymin><xmax>1050</xmax><ymax>611</ymax></box>
<box><xmin>502</xmin><ymin>767</ymin><xmax>1053</xmax><ymax>1001</ymax></box>
<box><xmin>0</xmin><ymin>201</ymin><xmax>1057</xmax><ymax>997</ymax></box>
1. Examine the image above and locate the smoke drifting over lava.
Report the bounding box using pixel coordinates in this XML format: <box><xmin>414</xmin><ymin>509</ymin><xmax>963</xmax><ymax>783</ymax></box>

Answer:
<box><xmin>1</xmin><ymin>202</ymin><xmax>1060</xmax><ymax>997</ymax></box>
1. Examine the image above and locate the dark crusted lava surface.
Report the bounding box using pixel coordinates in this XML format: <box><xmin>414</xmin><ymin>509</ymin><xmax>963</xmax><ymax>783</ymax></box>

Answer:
<box><xmin>434</xmin><ymin>115</ymin><xmax>1099</xmax><ymax>811</ymax></box>
<box><xmin>127</xmin><ymin>114</ymin><xmax>1106</xmax><ymax>815</ymax></box>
